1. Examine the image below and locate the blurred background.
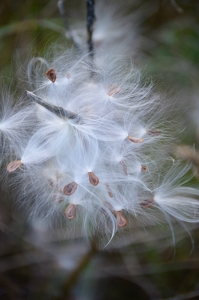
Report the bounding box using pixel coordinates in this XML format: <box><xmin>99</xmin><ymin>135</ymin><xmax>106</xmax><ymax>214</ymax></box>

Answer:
<box><xmin>1</xmin><ymin>0</ymin><xmax>199</xmax><ymax>299</ymax></box>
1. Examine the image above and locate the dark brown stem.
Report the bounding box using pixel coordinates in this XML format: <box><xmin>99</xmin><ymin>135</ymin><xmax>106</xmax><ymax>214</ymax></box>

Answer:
<box><xmin>86</xmin><ymin>0</ymin><xmax>95</xmax><ymax>65</ymax></box>
<box><xmin>170</xmin><ymin>0</ymin><xmax>183</xmax><ymax>13</ymax></box>
<box><xmin>55</xmin><ymin>240</ymin><xmax>97</xmax><ymax>299</ymax></box>
<box><xmin>57</xmin><ymin>0</ymin><xmax>82</xmax><ymax>53</ymax></box>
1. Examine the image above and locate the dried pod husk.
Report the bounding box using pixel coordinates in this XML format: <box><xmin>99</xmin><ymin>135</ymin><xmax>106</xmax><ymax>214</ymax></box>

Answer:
<box><xmin>88</xmin><ymin>172</ymin><xmax>99</xmax><ymax>186</ymax></box>
<box><xmin>147</xmin><ymin>129</ymin><xmax>161</xmax><ymax>136</ymax></box>
<box><xmin>7</xmin><ymin>160</ymin><xmax>22</xmax><ymax>172</ymax></box>
<box><xmin>128</xmin><ymin>136</ymin><xmax>144</xmax><ymax>143</ymax></box>
<box><xmin>63</xmin><ymin>182</ymin><xmax>78</xmax><ymax>196</ymax></box>
<box><xmin>140</xmin><ymin>198</ymin><xmax>155</xmax><ymax>208</ymax></box>
<box><xmin>116</xmin><ymin>211</ymin><xmax>127</xmax><ymax>227</ymax></box>
<box><xmin>65</xmin><ymin>204</ymin><xmax>76</xmax><ymax>220</ymax></box>
<box><xmin>26</xmin><ymin>91</ymin><xmax>80</xmax><ymax>121</ymax></box>
<box><xmin>46</xmin><ymin>68</ymin><xmax>56</xmax><ymax>83</ymax></box>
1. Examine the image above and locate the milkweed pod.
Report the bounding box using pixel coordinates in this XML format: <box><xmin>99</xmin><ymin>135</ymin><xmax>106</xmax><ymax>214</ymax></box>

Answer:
<box><xmin>26</xmin><ymin>91</ymin><xmax>80</xmax><ymax>121</ymax></box>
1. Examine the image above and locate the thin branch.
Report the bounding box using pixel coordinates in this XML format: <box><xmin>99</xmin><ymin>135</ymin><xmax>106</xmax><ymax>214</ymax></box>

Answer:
<box><xmin>55</xmin><ymin>240</ymin><xmax>97</xmax><ymax>299</ymax></box>
<box><xmin>86</xmin><ymin>0</ymin><xmax>95</xmax><ymax>63</ymax></box>
<box><xmin>57</xmin><ymin>0</ymin><xmax>82</xmax><ymax>53</ymax></box>
<box><xmin>170</xmin><ymin>0</ymin><xmax>183</xmax><ymax>13</ymax></box>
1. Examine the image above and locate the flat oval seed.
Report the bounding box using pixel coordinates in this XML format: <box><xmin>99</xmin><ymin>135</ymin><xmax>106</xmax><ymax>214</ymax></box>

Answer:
<box><xmin>120</xmin><ymin>160</ymin><xmax>128</xmax><ymax>175</ymax></box>
<box><xmin>116</xmin><ymin>211</ymin><xmax>127</xmax><ymax>227</ymax></box>
<box><xmin>63</xmin><ymin>182</ymin><xmax>78</xmax><ymax>196</ymax></box>
<box><xmin>7</xmin><ymin>160</ymin><xmax>22</xmax><ymax>172</ymax></box>
<box><xmin>128</xmin><ymin>136</ymin><xmax>144</xmax><ymax>143</ymax></box>
<box><xmin>147</xmin><ymin>129</ymin><xmax>161</xmax><ymax>136</ymax></box>
<box><xmin>141</xmin><ymin>165</ymin><xmax>147</xmax><ymax>172</ymax></box>
<box><xmin>46</xmin><ymin>68</ymin><xmax>56</xmax><ymax>83</ymax></box>
<box><xmin>105</xmin><ymin>184</ymin><xmax>113</xmax><ymax>198</ymax></box>
<box><xmin>108</xmin><ymin>85</ymin><xmax>120</xmax><ymax>96</ymax></box>
<box><xmin>88</xmin><ymin>172</ymin><xmax>99</xmax><ymax>186</ymax></box>
<box><xmin>140</xmin><ymin>198</ymin><xmax>155</xmax><ymax>208</ymax></box>
<box><xmin>65</xmin><ymin>204</ymin><xmax>76</xmax><ymax>220</ymax></box>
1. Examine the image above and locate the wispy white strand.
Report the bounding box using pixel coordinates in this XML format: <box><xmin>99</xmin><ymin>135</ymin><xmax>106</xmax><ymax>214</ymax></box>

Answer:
<box><xmin>2</xmin><ymin>2</ymin><xmax>199</xmax><ymax>244</ymax></box>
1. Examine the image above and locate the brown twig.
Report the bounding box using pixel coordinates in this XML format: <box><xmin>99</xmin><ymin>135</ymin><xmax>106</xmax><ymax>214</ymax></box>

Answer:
<box><xmin>55</xmin><ymin>240</ymin><xmax>98</xmax><ymax>299</ymax></box>
<box><xmin>170</xmin><ymin>0</ymin><xmax>183</xmax><ymax>13</ymax></box>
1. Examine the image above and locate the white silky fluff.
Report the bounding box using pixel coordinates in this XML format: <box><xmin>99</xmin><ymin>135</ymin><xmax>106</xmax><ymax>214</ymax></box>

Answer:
<box><xmin>2</xmin><ymin>50</ymin><xmax>199</xmax><ymax>244</ymax></box>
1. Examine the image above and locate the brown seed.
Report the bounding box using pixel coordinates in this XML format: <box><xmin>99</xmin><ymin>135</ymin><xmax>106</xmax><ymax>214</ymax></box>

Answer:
<box><xmin>108</xmin><ymin>85</ymin><xmax>121</xmax><ymax>96</ymax></box>
<box><xmin>140</xmin><ymin>198</ymin><xmax>155</xmax><ymax>208</ymax></box>
<box><xmin>141</xmin><ymin>165</ymin><xmax>147</xmax><ymax>172</ymax></box>
<box><xmin>63</xmin><ymin>182</ymin><xmax>78</xmax><ymax>196</ymax></box>
<box><xmin>7</xmin><ymin>160</ymin><xmax>22</xmax><ymax>172</ymax></box>
<box><xmin>147</xmin><ymin>129</ymin><xmax>161</xmax><ymax>136</ymax></box>
<box><xmin>65</xmin><ymin>204</ymin><xmax>76</xmax><ymax>220</ymax></box>
<box><xmin>105</xmin><ymin>184</ymin><xmax>113</xmax><ymax>197</ymax></box>
<box><xmin>52</xmin><ymin>193</ymin><xmax>63</xmax><ymax>203</ymax></box>
<box><xmin>66</xmin><ymin>72</ymin><xmax>71</xmax><ymax>78</ymax></box>
<box><xmin>48</xmin><ymin>179</ymin><xmax>55</xmax><ymax>189</ymax></box>
<box><xmin>120</xmin><ymin>160</ymin><xmax>128</xmax><ymax>175</ymax></box>
<box><xmin>116</xmin><ymin>211</ymin><xmax>127</xmax><ymax>227</ymax></box>
<box><xmin>128</xmin><ymin>136</ymin><xmax>144</xmax><ymax>143</ymax></box>
<box><xmin>88</xmin><ymin>172</ymin><xmax>99</xmax><ymax>186</ymax></box>
<box><xmin>46</xmin><ymin>68</ymin><xmax>56</xmax><ymax>83</ymax></box>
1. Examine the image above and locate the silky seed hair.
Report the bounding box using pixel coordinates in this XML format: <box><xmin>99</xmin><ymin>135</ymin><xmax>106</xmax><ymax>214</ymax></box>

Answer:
<box><xmin>2</xmin><ymin>1</ymin><xmax>199</xmax><ymax>245</ymax></box>
<box><xmin>4</xmin><ymin>52</ymin><xmax>199</xmax><ymax>243</ymax></box>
